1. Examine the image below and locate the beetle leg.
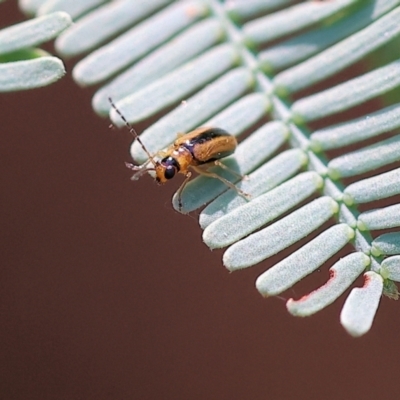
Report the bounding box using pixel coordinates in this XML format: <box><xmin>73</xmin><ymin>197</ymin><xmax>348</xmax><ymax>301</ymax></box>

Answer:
<box><xmin>125</xmin><ymin>161</ymin><xmax>146</xmax><ymax>171</ymax></box>
<box><xmin>213</xmin><ymin>160</ymin><xmax>249</xmax><ymax>181</ymax></box>
<box><xmin>176</xmin><ymin>171</ymin><xmax>192</xmax><ymax>212</ymax></box>
<box><xmin>192</xmin><ymin>166</ymin><xmax>251</xmax><ymax>200</ymax></box>
<box><xmin>125</xmin><ymin>159</ymin><xmax>155</xmax><ymax>180</ymax></box>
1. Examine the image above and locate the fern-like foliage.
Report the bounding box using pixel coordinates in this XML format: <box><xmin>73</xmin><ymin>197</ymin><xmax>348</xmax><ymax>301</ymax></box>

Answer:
<box><xmin>20</xmin><ymin>0</ymin><xmax>400</xmax><ymax>337</ymax></box>
<box><xmin>0</xmin><ymin>9</ymin><xmax>71</xmax><ymax>91</ymax></box>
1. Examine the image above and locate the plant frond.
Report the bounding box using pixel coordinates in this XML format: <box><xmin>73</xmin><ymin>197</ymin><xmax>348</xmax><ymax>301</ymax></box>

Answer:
<box><xmin>0</xmin><ymin>10</ymin><xmax>71</xmax><ymax>91</ymax></box>
<box><xmin>21</xmin><ymin>0</ymin><xmax>400</xmax><ymax>336</ymax></box>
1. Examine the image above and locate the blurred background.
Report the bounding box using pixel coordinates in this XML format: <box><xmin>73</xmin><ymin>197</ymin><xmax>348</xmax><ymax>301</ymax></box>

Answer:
<box><xmin>1</xmin><ymin>2</ymin><xmax>400</xmax><ymax>400</ymax></box>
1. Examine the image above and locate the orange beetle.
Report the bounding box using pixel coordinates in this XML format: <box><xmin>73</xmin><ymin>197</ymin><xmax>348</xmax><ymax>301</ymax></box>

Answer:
<box><xmin>109</xmin><ymin>98</ymin><xmax>249</xmax><ymax>211</ymax></box>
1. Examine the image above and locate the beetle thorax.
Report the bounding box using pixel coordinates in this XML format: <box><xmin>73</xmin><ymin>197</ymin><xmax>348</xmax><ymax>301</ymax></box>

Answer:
<box><xmin>172</xmin><ymin>147</ymin><xmax>192</xmax><ymax>172</ymax></box>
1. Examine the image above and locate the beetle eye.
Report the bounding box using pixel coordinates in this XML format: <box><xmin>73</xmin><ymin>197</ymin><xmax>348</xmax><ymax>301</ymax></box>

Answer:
<box><xmin>164</xmin><ymin>166</ymin><xmax>176</xmax><ymax>180</ymax></box>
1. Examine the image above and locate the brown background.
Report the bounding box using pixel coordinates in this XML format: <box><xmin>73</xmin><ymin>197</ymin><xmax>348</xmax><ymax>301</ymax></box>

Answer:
<box><xmin>1</xmin><ymin>3</ymin><xmax>400</xmax><ymax>400</ymax></box>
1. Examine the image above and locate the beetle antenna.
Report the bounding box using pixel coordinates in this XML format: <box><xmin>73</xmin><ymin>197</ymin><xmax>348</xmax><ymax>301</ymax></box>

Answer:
<box><xmin>108</xmin><ymin>97</ymin><xmax>155</xmax><ymax>163</ymax></box>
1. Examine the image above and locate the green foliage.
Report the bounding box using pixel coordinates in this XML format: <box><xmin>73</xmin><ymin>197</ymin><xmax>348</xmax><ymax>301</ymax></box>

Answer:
<box><xmin>19</xmin><ymin>0</ymin><xmax>400</xmax><ymax>336</ymax></box>
<box><xmin>0</xmin><ymin>10</ymin><xmax>71</xmax><ymax>91</ymax></box>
